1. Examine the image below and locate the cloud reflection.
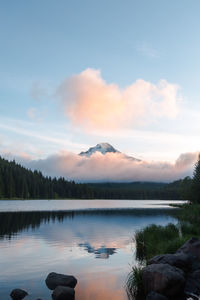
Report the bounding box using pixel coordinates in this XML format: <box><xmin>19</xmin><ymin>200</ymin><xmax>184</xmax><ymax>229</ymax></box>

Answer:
<box><xmin>76</xmin><ymin>271</ymin><xmax>126</xmax><ymax>300</ymax></box>
<box><xmin>0</xmin><ymin>208</ymin><xmax>177</xmax><ymax>300</ymax></box>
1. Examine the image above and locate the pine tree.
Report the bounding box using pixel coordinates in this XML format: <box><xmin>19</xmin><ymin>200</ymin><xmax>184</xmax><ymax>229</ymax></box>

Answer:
<box><xmin>191</xmin><ymin>154</ymin><xmax>200</xmax><ymax>203</ymax></box>
<box><xmin>8</xmin><ymin>169</ymin><xmax>15</xmax><ymax>198</ymax></box>
<box><xmin>0</xmin><ymin>171</ymin><xmax>4</xmax><ymax>198</ymax></box>
<box><xmin>22</xmin><ymin>177</ymin><xmax>29</xmax><ymax>199</ymax></box>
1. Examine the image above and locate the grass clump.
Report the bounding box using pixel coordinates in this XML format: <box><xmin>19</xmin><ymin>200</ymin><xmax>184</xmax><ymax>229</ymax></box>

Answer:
<box><xmin>135</xmin><ymin>204</ymin><xmax>200</xmax><ymax>262</ymax></box>
<box><xmin>126</xmin><ymin>266</ymin><xmax>145</xmax><ymax>300</ymax></box>
<box><xmin>178</xmin><ymin>204</ymin><xmax>200</xmax><ymax>224</ymax></box>
<box><xmin>135</xmin><ymin>223</ymin><xmax>180</xmax><ymax>261</ymax></box>
<box><xmin>164</xmin><ymin>235</ymin><xmax>189</xmax><ymax>253</ymax></box>
<box><xmin>180</xmin><ymin>221</ymin><xmax>200</xmax><ymax>236</ymax></box>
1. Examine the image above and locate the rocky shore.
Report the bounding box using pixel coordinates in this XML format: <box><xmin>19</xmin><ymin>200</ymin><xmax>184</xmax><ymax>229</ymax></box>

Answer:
<box><xmin>10</xmin><ymin>272</ymin><xmax>77</xmax><ymax>300</ymax></box>
<box><xmin>142</xmin><ymin>237</ymin><xmax>200</xmax><ymax>300</ymax></box>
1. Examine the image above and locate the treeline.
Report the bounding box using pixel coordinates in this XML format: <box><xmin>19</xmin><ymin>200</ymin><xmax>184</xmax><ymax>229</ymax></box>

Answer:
<box><xmin>0</xmin><ymin>157</ymin><xmax>93</xmax><ymax>199</ymax></box>
<box><xmin>88</xmin><ymin>180</ymin><xmax>189</xmax><ymax>200</ymax></box>
<box><xmin>0</xmin><ymin>155</ymin><xmax>193</xmax><ymax>200</ymax></box>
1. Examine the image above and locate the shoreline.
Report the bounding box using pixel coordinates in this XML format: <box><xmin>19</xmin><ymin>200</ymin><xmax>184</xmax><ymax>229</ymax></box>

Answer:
<box><xmin>127</xmin><ymin>203</ymin><xmax>200</xmax><ymax>300</ymax></box>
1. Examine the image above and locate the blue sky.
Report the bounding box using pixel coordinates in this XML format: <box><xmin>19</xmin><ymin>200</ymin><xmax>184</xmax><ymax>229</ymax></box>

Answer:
<box><xmin>1</xmin><ymin>0</ymin><xmax>200</xmax><ymax>167</ymax></box>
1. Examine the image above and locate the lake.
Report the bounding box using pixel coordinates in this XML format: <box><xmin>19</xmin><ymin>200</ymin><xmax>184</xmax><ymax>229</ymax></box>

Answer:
<box><xmin>0</xmin><ymin>200</ymin><xmax>183</xmax><ymax>300</ymax></box>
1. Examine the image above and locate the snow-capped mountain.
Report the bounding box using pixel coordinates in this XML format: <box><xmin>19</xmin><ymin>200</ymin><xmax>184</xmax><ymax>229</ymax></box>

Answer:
<box><xmin>79</xmin><ymin>143</ymin><xmax>119</xmax><ymax>157</ymax></box>
<box><xmin>79</xmin><ymin>142</ymin><xmax>140</xmax><ymax>161</ymax></box>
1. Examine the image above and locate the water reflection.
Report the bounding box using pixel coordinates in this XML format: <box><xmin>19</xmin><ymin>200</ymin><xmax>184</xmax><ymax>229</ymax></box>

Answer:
<box><xmin>0</xmin><ymin>208</ymin><xmax>177</xmax><ymax>239</ymax></box>
<box><xmin>0</xmin><ymin>205</ymin><xmax>178</xmax><ymax>300</ymax></box>
<box><xmin>0</xmin><ymin>199</ymin><xmax>185</xmax><ymax>212</ymax></box>
<box><xmin>76</xmin><ymin>271</ymin><xmax>126</xmax><ymax>300</ymax></box>
<box><xmin>78</xmin><ymin>243</ymin><xmax>116</xmax><ymax>258</ymax></box>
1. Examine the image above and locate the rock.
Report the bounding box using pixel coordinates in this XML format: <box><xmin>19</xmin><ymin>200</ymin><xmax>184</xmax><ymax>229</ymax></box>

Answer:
<box><xmin>146</xmin><ymin>291</ymin><xmax>168</xmax><ymax>300</ymax></box>
<box><xmin>142</xmin><ymin>263</ymin><xmax>185</xmax><ymax>297</ymax></box>
<box><xmin>52</xmin><ymin>286</ymin><xmax>75</xmax><ymax>300</ymax></box>
<box><xmin>10</xmin><ymin>289</ymin><xmax>28</xmax><ymax>300</ymax></box>
<box><xmin>184</xmin><ymin>269</ymin><xmax>200</xmax><ymax>297</ymax></box>
<box><xmin>148</xmin><ymin>253</ymin><xmax>193</xmax><ymax>272</ymax></box>
<box><xmin>190</xmin><ymin>260</ymin><xmax>200</xmax><ymax>272</ymax></box>
<box><xmin>45</xmin><ymin>272</ymin><xmax>77</xmax><ymax>290</ymax></box>
<box><xmin>176</xmin><ymin>237</ymin><xmax>200</xmax><ymax>261</ymax></box>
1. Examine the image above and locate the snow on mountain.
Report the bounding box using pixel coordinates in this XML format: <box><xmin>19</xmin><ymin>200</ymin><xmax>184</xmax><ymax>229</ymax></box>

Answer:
<box><xmin>79</xmin><ymin>143</ymin><xmax>119</xmax><ymax>157</ymax></box>
<box><xmin>79</xmin><ymin>142</ymin><xmax>140</xmax><ymax>161</ymax></box>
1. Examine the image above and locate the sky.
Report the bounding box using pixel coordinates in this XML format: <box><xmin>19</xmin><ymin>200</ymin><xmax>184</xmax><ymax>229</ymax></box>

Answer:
<box><xmin>1</xmin><ymin>0</ymin><xmax>200</xmax><ymax>181</ymax></box>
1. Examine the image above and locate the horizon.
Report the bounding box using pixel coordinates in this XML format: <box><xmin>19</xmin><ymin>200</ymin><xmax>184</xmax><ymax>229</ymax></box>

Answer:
<box><xmin>1</xmin><ymin>141</ymin><xmax>197</xmax><ymax>183</ymax></box>
<box><xmin>1</xmin><ymin>1</ymin><xmax>200</xmax><ymax>182</ymax></box>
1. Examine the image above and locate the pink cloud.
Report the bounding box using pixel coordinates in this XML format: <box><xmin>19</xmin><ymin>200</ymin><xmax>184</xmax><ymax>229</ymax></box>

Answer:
<box><xmin>57</xmin><ymin>69</ymin><xmax>182</xmax><ymax>131</ymax></box>
<box><xmin>26</xmin><ymin>150</ymin><xmax>198</xmax><ymax>182</ymax></box>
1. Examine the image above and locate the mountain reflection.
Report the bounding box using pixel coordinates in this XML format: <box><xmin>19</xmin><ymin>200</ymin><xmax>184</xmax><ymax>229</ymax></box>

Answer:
<box><xmin>79</xmin><ymin>242</ymin><xmax>116</xmax><ymax>258</ymax></box>
<box><xmin>0</xmin><ymin>208</ymin><xmax>176</xmax><ymax>239</ymax></box>
<box><xmin>0</xmin><ymin>206</ymin><xmax>178</xmax><ymax>300</ymax></box>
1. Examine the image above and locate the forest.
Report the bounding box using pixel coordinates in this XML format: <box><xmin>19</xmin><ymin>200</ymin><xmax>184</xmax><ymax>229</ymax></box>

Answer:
<box><xmin>0</xmin><ymin>156</ymin><xmax>192</xmax><ymax>200</ymax></box>
<box><xmin>88</xmin><ymin>181</ymin><xmax>187</xmax><ymax>200</ymax></box>
<box><xmin>0</xmin><ymin>156</ymin><xmax>93</xmax><ymax>199</ymax></box>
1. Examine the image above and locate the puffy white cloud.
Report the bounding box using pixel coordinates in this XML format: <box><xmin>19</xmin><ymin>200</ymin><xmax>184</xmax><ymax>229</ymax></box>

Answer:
<box><xmin>25</xmin><ymin>150</ymin><xmax>198</xmax><ymax>182</ymax></box>
<box><xmin>57</xmin><ymin>68</ymin><xmax>182</xmax><ymax>131</ymax></box>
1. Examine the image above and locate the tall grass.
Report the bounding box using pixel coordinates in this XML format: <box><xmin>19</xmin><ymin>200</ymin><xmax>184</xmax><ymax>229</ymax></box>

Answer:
<box><xmin>178</xmin><ymin>204</ymin><xmax>200</xmax><ymax>224</ymax></box>
<box><xmin>126</xmin><ymin>266</ymin><xmax>145</xmax><ymax>300</ymax></box>
<box><xmin>135</xmin><ymin>223</ymin><xmax>182</xmax><ymax>261</ymax></box>
<box><xmin>135</xmin><ymin>204</ymin><xmax>200</xmax><ymax>262</ymax></box>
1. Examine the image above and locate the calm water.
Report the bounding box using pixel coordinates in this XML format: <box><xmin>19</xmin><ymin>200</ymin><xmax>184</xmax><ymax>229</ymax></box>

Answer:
<box><xmin>0</xmin><ymin>200</ymin><xmax>182</xmax><ymax>300</ymax></box>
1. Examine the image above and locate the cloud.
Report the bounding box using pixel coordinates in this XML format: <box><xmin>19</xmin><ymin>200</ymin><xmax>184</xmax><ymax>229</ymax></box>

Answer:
<box><xmin>24</xmin><ymin>150</ymin><xmax>198</xmax><ymax>183</ymax></box>
<box><xmin>27</xmin><ymin>107</ymin><xmax>48</xmax><ymax>122</ymax></box>
<box><xmin>57</xmin><ymin>69</ymin><xmax>182</xmax><ymax>131</ymax></box>
<box><xmin>0</xmin><ymin>117</ymin><xmax>90</xmax><ymax>157</ymax></box>
<box><xmin>1</xmin><ymin>150</ymin><xmax>33</xmax><ymax>163</ymax></box>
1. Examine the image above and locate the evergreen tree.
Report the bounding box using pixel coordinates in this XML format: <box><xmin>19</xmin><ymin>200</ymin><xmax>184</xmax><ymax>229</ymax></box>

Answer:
<box><xmin>0</xmin><ymin>156</ymin><xmax>94</xmax><ymax>199</ymax></box>
<box><xmin>0</xmin><ymin>172</ymin><xmax>3</xmax><ymax>197</ymax></box>
<box><xmin>191</xmin><ymin>154</ymin><xmax>200</xmax><ymax>203</ymax></box>
<box><xmin>180</xmin><ymin>176</ymin><xmax>192</xmax><ymax>200</ymax></box>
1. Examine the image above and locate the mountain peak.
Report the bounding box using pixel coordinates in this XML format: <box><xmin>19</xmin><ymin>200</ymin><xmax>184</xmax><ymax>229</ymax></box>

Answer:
<box><xmin>79</xmin><ymin>143</ymin><xmax>119</xmax><ymax>157</ymax></box>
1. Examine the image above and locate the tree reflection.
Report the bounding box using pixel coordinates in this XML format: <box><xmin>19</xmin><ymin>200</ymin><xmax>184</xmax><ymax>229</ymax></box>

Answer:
<box><xmin>0</xmin><ymin>208</ymin><xmax>176</xmax><ymax>239</ymax></box>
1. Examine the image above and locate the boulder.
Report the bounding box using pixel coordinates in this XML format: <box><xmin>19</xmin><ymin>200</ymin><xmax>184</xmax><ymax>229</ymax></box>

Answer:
<box><xmin>142</xmin><ymin>263</ymin><xmax>185</xmax><ymax>297</ymax></box>
<box><xmin>190</xmin><ymin>260</ymin><xmax>200</xmax><ymax>272</ymax></box>
<box><xmin>10</xmin><ymin>289</ymin><xmax>28</xmax><ymax>300</ymax></box>
<box><xmin>45</xmin><ymin>272</ymin><xmax>77</xmax><ymax>290</ymax></box>
<box><xmin>148</xmin><ymin>253</ymin><xmax>193</xmax><ymax>272</ymax></box>
<box><xmin>52</xmin><ymin>286</ymin><xmax>75</xmax><ymax>300</ymax></box>
<box><xmin>146</xmin><ymin>291</ymin><xmax>168</xmax><ymax>300</ymax></box>
<box><xmin>184</xmin><ymin>269</ymin><xmax>200</xmax><ymax>297</ymax></box>
<box><xmin>176</xmin><ymin>237</ymin><xmax>200</xmax><ymax>261</ymax></box>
